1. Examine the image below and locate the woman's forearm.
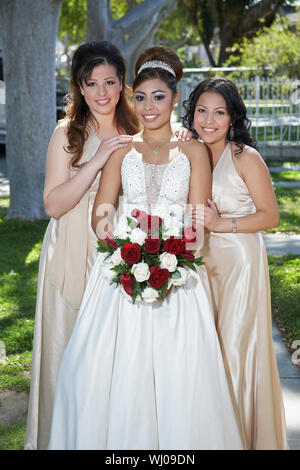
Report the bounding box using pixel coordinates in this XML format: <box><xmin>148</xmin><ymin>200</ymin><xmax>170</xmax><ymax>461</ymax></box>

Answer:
<box><xmin>214</xmin><ymin>210</ymin><xmax>280</xmax><ymax>233</ymax></box>
<box><xmin>44</xmin><ymin>157</ymin><xmax>102</xmax><ymax>219</ymax></box>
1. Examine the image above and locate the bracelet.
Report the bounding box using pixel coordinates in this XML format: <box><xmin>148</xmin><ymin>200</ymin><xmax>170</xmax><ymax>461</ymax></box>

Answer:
<box><xmin>232</xmin><ymin>217</ymin><xmax>237</xmax><ymax>233</ymax></box>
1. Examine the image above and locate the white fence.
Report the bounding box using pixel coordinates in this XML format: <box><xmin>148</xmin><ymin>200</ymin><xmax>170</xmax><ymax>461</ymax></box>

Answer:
<box><xmin>177</xmin><ymin>69</ymin><xmax>300</xmax><ymax>161</ymax></box>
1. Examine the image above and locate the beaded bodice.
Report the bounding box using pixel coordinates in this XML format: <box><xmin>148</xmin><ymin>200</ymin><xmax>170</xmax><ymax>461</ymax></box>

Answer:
<box><xmin>121</xmin><ymin>149</ymin><xmax>191</xmax><ymax>216</ymax></box>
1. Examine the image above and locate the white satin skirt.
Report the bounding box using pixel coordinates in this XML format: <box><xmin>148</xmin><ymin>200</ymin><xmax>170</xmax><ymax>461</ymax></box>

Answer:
<box><xmin>47</xmin><ymin>254</ymin><xmax>243</xmax><ymax>450</ymax></box>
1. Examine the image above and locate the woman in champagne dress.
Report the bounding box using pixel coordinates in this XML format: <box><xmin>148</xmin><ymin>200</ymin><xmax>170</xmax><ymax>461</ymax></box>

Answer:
<box><xmin>47</xmin><ymin>47</ymin><xmax>243</xmax><ymax>450</ymax></box>
<box><xmin>24</xmin><ymin>41</ymin><xmax>138</xmax><ymax>450</ymax></box>
<box><xmin>183</xmin><ymin>77</ymin><xmax>288</xmax><ymax>450</ymax></box>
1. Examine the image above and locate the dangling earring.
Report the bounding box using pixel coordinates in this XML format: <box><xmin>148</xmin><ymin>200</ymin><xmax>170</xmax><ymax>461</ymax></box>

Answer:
<box><xmin>229</xmin><ymin>125</ymin><xmax>234</xmax><ymax>140</ymax></box>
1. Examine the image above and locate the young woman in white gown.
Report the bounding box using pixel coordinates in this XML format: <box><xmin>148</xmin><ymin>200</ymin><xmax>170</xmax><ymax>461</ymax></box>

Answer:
<box><xmin>47</xmin><ymin>46</ymin><xmax>243</xmax><ymax>450</ymax></box>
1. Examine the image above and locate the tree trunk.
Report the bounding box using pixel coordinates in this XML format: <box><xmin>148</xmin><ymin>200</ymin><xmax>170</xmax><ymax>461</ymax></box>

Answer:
<box><xmin>0</xmin><ymin>0</ymin><xmax>62</xmax><ymax>220</ymax></box>
<box><xmin>86</xmin><ymin>0</ymin><xmax>177</xmax><ymax>84</ymax></box>
<box><xmin>217</xmin><ymin>21</ymin><xmax>228</xmax><ymax>66</ymax></box>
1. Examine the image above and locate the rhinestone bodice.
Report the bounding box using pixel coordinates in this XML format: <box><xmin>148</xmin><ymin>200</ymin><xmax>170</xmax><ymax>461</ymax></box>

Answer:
<box><xmin>121</xmin><ymin>149</ymin><xmax>191</xmax><ymax>216</ymax></box>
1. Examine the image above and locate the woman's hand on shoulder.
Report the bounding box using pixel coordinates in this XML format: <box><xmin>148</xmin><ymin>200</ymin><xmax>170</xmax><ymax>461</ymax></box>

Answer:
<box><xmin>174</xmin><ymin>125</ymin><xmax>194</xmax><ymax>142</ymax></box>
<box><xmin>91</xmin><ymin>135</ymin><xmax>133</xmax><ymax>171</ymax></box>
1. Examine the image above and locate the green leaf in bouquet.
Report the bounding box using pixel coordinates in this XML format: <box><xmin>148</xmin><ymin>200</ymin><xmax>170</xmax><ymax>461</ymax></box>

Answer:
<box><xmin>194</xmin><ymin>256</ymin><xmax>205</xmax><ymax>266</ymax></box>
<box><xmin>143</xmin><ymin>252</ymin><xmax>160</xmax><ymax>266</ymax></box>
<box><xmin>127</xmin><ymin>216</ymin><xmax>138</xmax><ymax>229</ymax></box>
<box><xmin>182</xmin><ymin>260</ymin><xmax>196</xmax><ymax>272</ymax></box>
<box><xmin>112</xmin><ymin>264</ymin><xmax>129</xmax><ymax>275</ymax></box>
<box><xmin>115</xmin><ymin>238</ymin><xmax>130</xmax><ymax>247</ymax></box>
<box><xmin>135</xmin><ymin>282</ymin><xmax>144</xmax><ymax>296</ymax></box>
<box><xmin>97</xmin><ymin>240</ymin><xmax>111</xmax><ymax>253</ymax></box>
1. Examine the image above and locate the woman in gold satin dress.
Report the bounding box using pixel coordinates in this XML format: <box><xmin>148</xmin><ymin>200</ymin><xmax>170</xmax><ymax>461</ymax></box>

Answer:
<box><xmin>24</xmin><ymin>41</ymin><xmax>139</xmax><ymax>450</ymax></box>
<box><xmin>182</xmin><ymin>77</ymin><xmax>288</xmax><ymax>450</ymax></box>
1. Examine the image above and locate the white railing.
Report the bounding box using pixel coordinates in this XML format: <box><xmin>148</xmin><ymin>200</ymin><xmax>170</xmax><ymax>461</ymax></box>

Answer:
<box><xmin>177</xmin><ymin>68</ymin><xmax>300</xmax><ymax>160</ymax></box>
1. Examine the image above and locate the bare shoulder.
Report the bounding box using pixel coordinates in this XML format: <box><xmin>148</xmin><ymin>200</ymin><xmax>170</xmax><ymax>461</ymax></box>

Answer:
<box><xmin>49</xmin><ymin>120</ymin><xmax>69</xmax><ymax>146</ymax></box>
<box><xmin>233</xmin><ymin>144</ymin><xmax>267</xmax><ymax>171</ymax></box>
<box><xmin>104</xmin><ymin>142</ymin><xmax>134</xmax><ymax>170</ymax></box>
<box><xmin>178</xmin><ymin>138</ymin><xmax>209</xmax><ymax>162</ymax></box>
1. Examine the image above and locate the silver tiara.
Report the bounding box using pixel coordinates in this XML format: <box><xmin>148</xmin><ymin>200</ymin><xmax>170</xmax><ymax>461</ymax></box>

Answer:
<box><xmin>137</xmin><ymin>60</ymin><xmax>176</xmax><ymax>78</ymax></box>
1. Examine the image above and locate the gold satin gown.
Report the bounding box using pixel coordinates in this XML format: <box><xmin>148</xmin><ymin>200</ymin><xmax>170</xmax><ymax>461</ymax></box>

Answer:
<box><xmin>201</xmin><ymin>143</ymin><xmax>288</xmax><ymax>450</ymax></box>
<box><xmin>24</xmin><ymin>124</ymin><xmax>101</xmax><ymax>449</ymax></box>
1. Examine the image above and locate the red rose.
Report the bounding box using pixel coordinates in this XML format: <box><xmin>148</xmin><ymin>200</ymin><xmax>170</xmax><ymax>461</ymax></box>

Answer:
<box><xmin>163</xmin><ymin>236</ymin><xmax>184</xmax><ymax>255</ymax></box>
<box><xmin>121</xmin><ymin>243</ymin><xmax>141</xmax><ymax>264</ymax></box>
<box><xmin>120</xmin><ymin>272</ymin><xmax>135</xmax><ymax>296</ymax></box>
<box><xmin>144</xmin><ymin>237</ymin><xmax>161</xmax><ymax>254</ymax></box>
<box><xmin>149</xmin><ymin>266</ymin><xmax>169</xmax><ymax>289</ymax></box>
<box><xmin>105</xmin><ymin>231</ymin><xmax>118</xmax><ymax>249</ymax></box>
<box><xmin>181</xmin><ymin>250</ymin><xmax>195</xmax><ymax>261</ymax></box>
<box><xmin>182</xmin><ymin>226</ymin><xmax>197</xmax><ymax>243</ymax></box>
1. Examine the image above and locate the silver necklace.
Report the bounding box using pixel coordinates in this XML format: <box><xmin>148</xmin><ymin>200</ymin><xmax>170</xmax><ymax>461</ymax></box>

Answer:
<box><xmin>143</xmin><ymin>136</ymin><xmax>173</xmax><ymax>156</ymax></box>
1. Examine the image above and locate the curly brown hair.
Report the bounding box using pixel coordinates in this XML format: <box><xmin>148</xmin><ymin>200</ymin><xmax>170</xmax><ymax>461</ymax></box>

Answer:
<box><xmin>63</xmin><ymin>41</ymin><xmax>140</xmax><ymax>168</ymax></box>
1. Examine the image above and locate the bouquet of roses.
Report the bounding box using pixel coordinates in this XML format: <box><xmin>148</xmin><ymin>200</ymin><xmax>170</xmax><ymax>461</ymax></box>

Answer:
<box><xmin>97</xmin><ymin>207</ymin><xmax>204</xmax><ymax>304</ymax></box>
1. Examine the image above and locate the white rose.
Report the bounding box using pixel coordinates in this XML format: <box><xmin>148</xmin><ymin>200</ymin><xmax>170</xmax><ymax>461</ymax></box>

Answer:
<box><xmin>162</xmin><ymin>225</ymin><xmax>183</xmax><ymax>240</ymax></box>
<box><xmin>102</xmin><ymin>264</ymin><xmax>117</xmax><ymax>282</ymax></box>
<box><xmin>159</xmin><ymin>252</ymin><xmax>178</xmax><ymax>272</ymax></box>
<box><xmin>129</xmin><ymin>228</ymin><xmax>147</xmax><ymax>246</ymax></box>
<box><xmin>170</xmin><ymin>267</ymin><xmax>190</xmax><ymax>287</ymax></box>
<box><xmin>131</xmin><ymin>262</ymin><xmax>150</xmax><ymax>283</ymax></box>
<box><xmin>114</xmin><ymin>215</ymin><xmax>132</xmax><ymax>239</ymax></box>
<box><xmin>142</xmin><ymin>287</ymin><xmax>159</xmax><ymax>303</ymax></box>
<box><xmin>111</xmin><ymin>247</ymin><xmax>123</xmax><ymax>266</ymax></box>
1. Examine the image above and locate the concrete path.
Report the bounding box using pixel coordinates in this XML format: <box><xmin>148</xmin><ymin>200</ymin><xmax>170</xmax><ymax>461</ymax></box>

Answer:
<box><xmin>0</xmin><ymin>155</ymin><xmax>300</xmax><ymax>449</ymax></box>
<box><xmin>269</xmin><ymin>165</ymin><xmax>300</xmax><ymax>172</ymax></box>
<box><xmin>263</xmin><ymin>233</ymin><xmax>300</xmax><ymax>255</ymax></box>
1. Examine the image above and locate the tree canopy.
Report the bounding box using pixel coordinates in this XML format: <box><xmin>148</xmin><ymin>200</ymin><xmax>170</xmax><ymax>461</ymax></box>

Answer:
<box><xmin>226</xmin><ymin>13</ymin><xmax>300</xmax><ymax>78</ymax></box>
<box><xmin>177</xmin><ymin>0</ymin><xmax>298</xmax><ymax>66</ymax></box>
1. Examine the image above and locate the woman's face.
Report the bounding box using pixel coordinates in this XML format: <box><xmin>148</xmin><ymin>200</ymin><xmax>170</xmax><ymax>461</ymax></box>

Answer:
<box><xmin>133</xmin><ymin>78</ymin><xmax>177</xmax><ymax>130</ymax></box>
<box><xmin>193</xmin><ymin>91</ymin><xmax>231</xmax><ymax>145</ymax></box>
<box><xmin>80</xmin><ymin>63</ymin><xmax>122</xmax><ymax>118</ymax></box>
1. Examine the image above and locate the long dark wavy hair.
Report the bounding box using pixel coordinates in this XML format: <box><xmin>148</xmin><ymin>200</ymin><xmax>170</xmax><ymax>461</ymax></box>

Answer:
<box><xmin>182</xmin><ymin>77</ymin><xmax>257</xmax><ymax>154</ymax></box>
<box><xmin>63</xmin><ymin>41</ymin><xmax>140</xmax><ymax>168</ymax></box>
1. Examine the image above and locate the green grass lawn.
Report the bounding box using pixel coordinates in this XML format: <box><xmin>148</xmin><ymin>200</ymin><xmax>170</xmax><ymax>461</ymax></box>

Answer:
<box><xmin>0</xmin><ymin>197</ymin><xmax>48</xmax><ymax>392</ymax></box>
<box><xmin>271</xmin><ymin>170</ymin><xmax>300</xmax><ymax>183</ymax></box>
<box><xmin>266</xmin><ymin>187</ymin><xmax>300</xmax><ymax>233</ymax></box>
<box><xmin>0</xmin><ymin>421</ymin><xmax>26</xmax><ymax>451</ymax></box>
<box><xmin>269</xmin><ymin>254</ymin><xmax>300</xmax><ymax>348</ymax></box>
<box><xmin>0</xmin><ymin>194</ymin><xmax>299</xmax><ymax>450</ymax></box>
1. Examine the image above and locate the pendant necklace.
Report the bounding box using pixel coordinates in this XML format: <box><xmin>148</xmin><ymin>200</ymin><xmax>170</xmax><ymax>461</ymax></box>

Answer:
<box><xmin>143</xmin><ymin>135</ymin><xmax>174</xmax><ymax>156</ymax></box>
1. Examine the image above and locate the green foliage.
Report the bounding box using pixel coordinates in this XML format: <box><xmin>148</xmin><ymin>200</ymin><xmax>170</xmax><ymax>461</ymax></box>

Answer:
<box><xmin>58</xmin><ymin>0</ymin><xmax>147</xmax><ymax>46</ymax></box>
<box><xmin>226</xmin><ymin>14</ymin><xmax>300</xmax><ymax>78</ymax></box>
<box><xmin>266</xmin><ymin>187</ymin><xmax>300</xmax><ymax>234</ymax></box>
<box><xmin>155</xmin><ymin>4</ymin><xmax>201</xmax><ymax>48</ymax></box>
<box><xmin>271</xmin><ymin>171</ymin><xmax>300</xmax><ymax>183</ymax></box>
<box><xmin>268</xmin><ymin>254</ymin><xmax>300</xmax><ymax>347</ymax></box>
<box><xmin>58</xmin><ymin>0</ymin><xmax>87</xmax><ymax>46</ymax></box>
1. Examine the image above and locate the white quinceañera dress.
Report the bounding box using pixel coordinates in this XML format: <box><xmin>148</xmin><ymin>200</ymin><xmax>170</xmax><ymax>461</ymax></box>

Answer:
<box><xmin>47</xmin><ymin>150</ymin><xmax>243</xmax><ymax>450</ymax></box>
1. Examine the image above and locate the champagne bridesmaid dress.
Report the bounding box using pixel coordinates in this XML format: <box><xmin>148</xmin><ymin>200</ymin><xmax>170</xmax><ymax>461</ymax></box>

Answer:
<box><xmin>201</xmin><ymin>142</ymin><xmax>288</xmax><ymax>450</ymax></box>
<box><xmin>24</xmin><ymin>123</ymin><xmax>101</xmax><ymax>450</ymax></box>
